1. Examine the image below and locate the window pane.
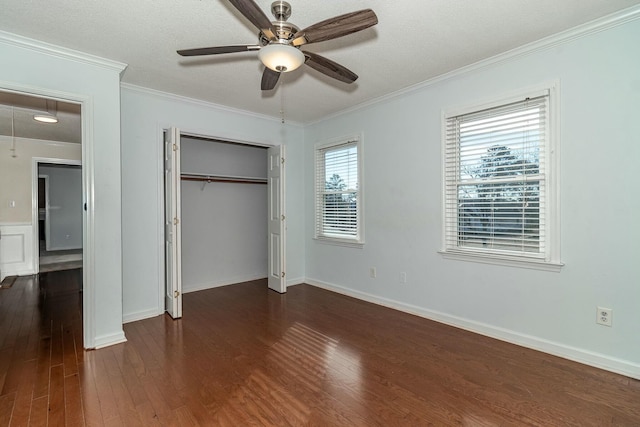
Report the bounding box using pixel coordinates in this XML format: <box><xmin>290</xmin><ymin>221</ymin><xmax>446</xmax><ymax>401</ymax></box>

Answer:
<box><xmin>315</xmin><ymin>139</ymin><xmax>361</xmax><ymax>243</ymax></box>
<box><xmin>446</xmin><ymin>96</ymin><xmax>547</xmax><ymax>257</ymax></box>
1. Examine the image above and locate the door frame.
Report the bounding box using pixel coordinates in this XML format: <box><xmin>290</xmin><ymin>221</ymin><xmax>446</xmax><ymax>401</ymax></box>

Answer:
<box><xmin>32</xmin><ymin>158</ymin><xmax>82</xmax><ymax>270</ymax></box>
<box><xmin>158</xmin><ymin>127</ymin><xmax>287</xmax><ymax>315</ymax></box>
<box><xmin>0</xmin><ymin>83</ymin><xmax>95</xmax><ymax>349</ymax></box>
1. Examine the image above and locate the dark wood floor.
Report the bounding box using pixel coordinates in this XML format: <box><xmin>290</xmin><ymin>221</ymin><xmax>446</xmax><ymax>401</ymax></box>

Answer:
<box><xmin>1</xmin><ymin>271</ymin><xmax>639</xmax><ymax>426</ymax></box>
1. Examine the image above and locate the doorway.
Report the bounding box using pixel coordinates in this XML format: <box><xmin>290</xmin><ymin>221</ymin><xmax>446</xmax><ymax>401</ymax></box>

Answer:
<box><xmin>163</xmin><ymin>128</ymin><xmax>286</xmax><ymax>318</ymax></box>
<box><xmin>0</xmin><ymin>89</ymin><xmax>86</xmax><ymax>328</ymax></box>
<box><xmin>36</xmin><ymin>162</ymin><xmax>83</xmax><ymax>273</ymax></box>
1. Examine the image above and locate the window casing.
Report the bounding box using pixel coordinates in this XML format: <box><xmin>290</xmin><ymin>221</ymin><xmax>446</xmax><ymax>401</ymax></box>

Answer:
<box><xmin>441</xmin><ymin>85</ymin><xmax>561</xmax><ymax>270</ymax></box>
<box><xmin>314</xmin><ymin>135</ymin><xmax>363</xmax><ymax>247</ymax></box>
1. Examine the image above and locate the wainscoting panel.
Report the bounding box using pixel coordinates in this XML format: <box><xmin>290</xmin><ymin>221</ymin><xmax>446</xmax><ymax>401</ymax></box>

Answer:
<box><xmin>0</xmin><ymin>223</ymin><xmax>35</xmax><ymax>280</ymax></box>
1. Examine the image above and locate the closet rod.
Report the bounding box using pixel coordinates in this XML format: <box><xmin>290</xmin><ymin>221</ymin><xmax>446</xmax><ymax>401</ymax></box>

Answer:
<box><xmin>181</xmin><ymin>174</ymin><xmax>267</xmax><ymax>185</ymax></box>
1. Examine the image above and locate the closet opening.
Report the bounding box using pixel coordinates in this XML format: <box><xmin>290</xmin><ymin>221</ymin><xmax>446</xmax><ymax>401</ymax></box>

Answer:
<box><xmin>163</xmin><ymin>128</ymin><xmax>285</xmax><ymax>319</ymax></box>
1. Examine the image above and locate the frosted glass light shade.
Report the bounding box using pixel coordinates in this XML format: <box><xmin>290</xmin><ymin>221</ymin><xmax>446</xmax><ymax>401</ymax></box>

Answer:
<box><xmin>33</xmin><ymin>113</ymin><xmax>58</xmax><ymax>123</ymax></box>
<box><xmin>258</xmin><ymin>44</ymin><xmax>304</xmax><ymax>72</ymax></box>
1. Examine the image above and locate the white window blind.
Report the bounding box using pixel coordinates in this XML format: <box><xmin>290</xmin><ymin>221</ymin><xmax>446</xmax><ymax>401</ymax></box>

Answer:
<box><xmin>315</xmin><ymin>139</ymin><xmax>360</xmax><ymax>242</ymax></box>
<box><xmin>444</xmin><ymin>94</ymin><xmax>549</xmax><ymax>259</ymax></box>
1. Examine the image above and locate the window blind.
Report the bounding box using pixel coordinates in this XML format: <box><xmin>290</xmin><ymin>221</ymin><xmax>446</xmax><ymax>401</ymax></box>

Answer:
<box><xmin>444</xmin><ymin>95</ymin><xmax>548</xmax><ymax>257</ymax></box>
<box><xmin>315</xmin><ymin>140</ymin><xmax>359</xmax><ymax>240</ymax></box>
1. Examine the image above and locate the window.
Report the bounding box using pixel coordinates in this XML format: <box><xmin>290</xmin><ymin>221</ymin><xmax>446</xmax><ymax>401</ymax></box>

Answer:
<box><xmin>442</xmin><ymin>86</ymin><xmax>561</xmax><ymax>270</ymax></box>
<box><xmin>314</xmin><ymin>135</ymin><xmax>363</xmax><ymax>246</ymax></box>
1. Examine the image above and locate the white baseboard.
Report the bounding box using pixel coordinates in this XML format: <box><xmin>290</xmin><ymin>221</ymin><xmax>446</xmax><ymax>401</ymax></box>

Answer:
<box><xmin>123</xmin><ymin>308</ymin><xmax>162</xmax><ymax>324</ymax></box>
<box><xmin>93</xmin><ymin>331</ymin><xmax>127</xmax><ymax>349</ymax></box>
<box><xmin>182</xmin><ymin>274</ymin><xmax>267</xmax><ymax>294</ymax></box>
<box><xmin>305</xmin><ymin>278</ymin><xmax>640</xmax><ymax>380</ymax></box>
<box><xmin>286</xmin><ymin>276</ymin><xmax>305</xmax><ymax>288</ymax></box>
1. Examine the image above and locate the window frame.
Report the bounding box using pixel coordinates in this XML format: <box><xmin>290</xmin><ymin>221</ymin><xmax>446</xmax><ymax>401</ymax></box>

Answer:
<box><xmin>440</xmin><ymin>82</ymin><xmax>563</xmax><ymax>271</ymax></box>
<box><xmin>314</xmin><ymin>134</ymin><xmax>364</xmax><ymax>248</ymax></box>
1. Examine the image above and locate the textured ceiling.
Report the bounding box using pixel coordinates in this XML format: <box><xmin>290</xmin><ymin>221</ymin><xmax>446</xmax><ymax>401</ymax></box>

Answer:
<box><xmin>1</xmin><ymin>0</ymin><xmax>639</xmax><ymax>127</ymax></box>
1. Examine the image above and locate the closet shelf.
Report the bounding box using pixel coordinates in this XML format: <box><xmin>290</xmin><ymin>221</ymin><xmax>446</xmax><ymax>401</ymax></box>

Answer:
<box><xmin>181</xmin><ymin>173</ymin><xmax>267</xmax><ymax>185</ymax></box>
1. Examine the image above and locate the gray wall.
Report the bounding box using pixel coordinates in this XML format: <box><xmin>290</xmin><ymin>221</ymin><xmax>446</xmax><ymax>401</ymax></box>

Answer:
<box><xmin>180</xmin><ymin>137</ymin><xmax>268</xmax><ymax>292</ymax></box>
<box><xmin>40</xmin><ymin>164</ymin><xmax>82</xmax><ymax>250</ymax></box>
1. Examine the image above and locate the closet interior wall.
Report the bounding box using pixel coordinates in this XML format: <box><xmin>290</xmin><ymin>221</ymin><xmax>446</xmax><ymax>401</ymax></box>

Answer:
<box><xmin>180</xmin><ymin>136</ymin><xmax>268</xmax><ymax>293</ymax></box>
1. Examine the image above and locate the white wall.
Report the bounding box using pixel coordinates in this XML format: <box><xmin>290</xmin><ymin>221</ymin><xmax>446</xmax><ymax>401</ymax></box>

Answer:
<box><xmin>120</xmin><ymin>85</ymin><xmax>306</xmax><ymax>323</ymax></box>
<box><xmin>304</xmin><ymin>17</ymin><xmax>640</xmax><ymax>378</ymax></box>
<box><xmin>0</xmin><ymin>137</ymin><xmax>81</xmax><ymax>279</ymax></box>
<box><xmin>0</xmin><ymin>137</ymin><xmax>81</xmax><ymax>223</ymax></box>
<box><xmin>180</xmin><ymin>137</ymin><xmax>268</xmax><ymax>292</ymax></box>
<box><xmin>40</xmin><ymin>164</ymin><xmax>82</xmax><ymax>250</ymax></box>
<box><xmin>0</xmin><ymin>32</ymin><xmax>126</xmax><ymax>348</ymax></box>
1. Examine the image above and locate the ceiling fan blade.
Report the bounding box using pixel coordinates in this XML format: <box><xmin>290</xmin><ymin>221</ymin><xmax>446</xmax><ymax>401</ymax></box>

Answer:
<box><xmin>177</xmin><ymin>45</ymin><xmax>260</xmax><ymax>56</ymax></box>
<box><xmin>292</xmin><ymin>9</ymin><xmax>378</xmax><ymax>47</ymax></box>
<box><xmin>228</xmin><ymin>0</ymin><xmax>277</xmax><ymax>40</ymax></box>
<box><xmin>303</xmin><ymin>51</ymin><xmax>358</xmax><ymax>84</ymax></box>
<box><xmin>261</xmin><ymin>68</ymin><xmax>281</xmax><ymax>91</ymax></box>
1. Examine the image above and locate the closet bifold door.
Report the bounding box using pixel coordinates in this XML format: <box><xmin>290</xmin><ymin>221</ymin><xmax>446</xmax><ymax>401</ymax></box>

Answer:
<box><xmin>267</xmin><ymin>144</ymin><xmax>286</xmax><ymax>293</ymax></box>
<box><xmin>164</xmin><ymin>127</ymin><xmax>183</xmax><ymax>318</ymax></box>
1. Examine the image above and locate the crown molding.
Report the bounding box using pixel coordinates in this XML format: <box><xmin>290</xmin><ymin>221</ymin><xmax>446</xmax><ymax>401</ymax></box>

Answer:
<box><xmin>120</xmin><ymin>82</ymin><xmax>304</xmax><ymax>128</ymax></box>
<box><xmin>310</xmin><ymin>4</ymin><xmax>640</xmax><ymax>125</ymax></box>
<box><xmin>0</xmin><ymin>30</ymin><xmax>127</xmax><ymax>74</ymax></box>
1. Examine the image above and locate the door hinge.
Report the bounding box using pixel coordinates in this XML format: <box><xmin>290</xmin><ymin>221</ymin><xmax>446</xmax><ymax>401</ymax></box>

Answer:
<box><xmin>173</xmin><ymin>217</ymin><xmax>180</xmax><ymax>225</ymax></box>
<box><xmin>281</xmin><ymin>271</ymin><xmax>286</xmax><ymax>278</ymax></box>
<box><xmin>281</xmin><ymin>215</ymin><xmax>285</xmax><ymax>221</ymax></box>
<box><xmin>281</xmin><ymin>157</ymin><xmax>285</xmax><ymax>164</ymax></box>
<box><xmin>174</xmin><ymin>290</ymin><xmax>180</xmax><ymax>298</ymax></box>
<box><xmin>173</xmin><ymin>143</ymin><xmax>178</xmax><ymax>151</ymax></box>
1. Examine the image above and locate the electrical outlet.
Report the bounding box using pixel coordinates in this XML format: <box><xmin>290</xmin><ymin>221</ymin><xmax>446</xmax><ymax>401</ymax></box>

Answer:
<box><xmin>596</xmin><ymin>307</ymin><xmax>612</xmax><ymax>327</ymax></box>
<box><xmin>370</xmin><ymin>267</ymin><xmax>376</xmax><ymax>278</ymax></box>
<box><xmin>400</xmin><ymin>272</ymin><xmax>407</xmax><ymax>284</ymax></box>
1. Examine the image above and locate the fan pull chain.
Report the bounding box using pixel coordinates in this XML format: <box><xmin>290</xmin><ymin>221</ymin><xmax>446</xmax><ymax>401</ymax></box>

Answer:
<box><xmin>280</xmin><ymin>78</ymin><xmax>285</xmax><ymax>124</ymax></box>
<box><xmin>10</xmin><ymin>107</ymin><xmax>17</xmax><ymax>158</ymax></box>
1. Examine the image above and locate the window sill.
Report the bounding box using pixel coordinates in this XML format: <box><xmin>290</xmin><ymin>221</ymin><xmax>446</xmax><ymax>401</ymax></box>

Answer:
<box><xmin>438</xmin><ymin>250</ymin><xmax>564</xmax><ymax>272</ymax></box>
<box><xmin>314</xmin><ymin>237</ymin><xmax>364</xmax><ymax>249</ymax></box>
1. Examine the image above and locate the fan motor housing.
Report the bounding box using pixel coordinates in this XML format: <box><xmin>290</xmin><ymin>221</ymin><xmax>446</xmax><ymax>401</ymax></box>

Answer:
<box><xmin>258</xmin><ymin>1</ymin><xmax>299</xmax><ymax>46</ymax></box>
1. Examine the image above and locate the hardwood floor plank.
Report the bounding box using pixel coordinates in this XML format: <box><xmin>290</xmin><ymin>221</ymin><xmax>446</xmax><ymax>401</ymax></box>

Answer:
<box><xmin>65</xmin><ymin>371</ymin><xmax>85</xmax><ymax>426</ymax></box>
<box><xmin>78</xmin><ymin>353</ymin><xmax>105</xmax><ymax>427</ymax></box>
<box><xmin>2</xmin><ymin>272</ymin><xmax>640</xmax><ymax>425</ymax></box>
<box><xmin>28</xmin><ymin>395</ymin><xmax>48</xmax><ymax>427</ymax></box>
<box><xmin>48</xmin><ymin>363</ymin><xmax>66</xmax><ymax>426</ymax></box>
<box><xmin>32</xmin><ymin>324</ymin><xmax>52</xmax><ymax>400</ymax></box>
<box><xmin>5</xmin><ymin>359</ymin><xmax>37</xmax><ymax>427</ymax></box>
<box><xmin>0</xmin><ymin>391</ymin><xmax>16</xmax><ymax>426</ymax></box>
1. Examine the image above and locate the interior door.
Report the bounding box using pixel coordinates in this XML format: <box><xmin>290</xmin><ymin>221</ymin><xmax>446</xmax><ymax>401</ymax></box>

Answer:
<box><xmin>267</xmin><ymin>145</ymin><xmax>286</xmax><ymax>293</ymax></box>
<box><xmin>164</xmin><ymin>127</ymin><xmax>182</xmax><ymax>318</ymax></box>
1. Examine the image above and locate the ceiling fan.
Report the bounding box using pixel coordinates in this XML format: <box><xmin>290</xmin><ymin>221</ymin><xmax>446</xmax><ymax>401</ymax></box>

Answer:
<box><xmin>177</xmin><ymin>0</ymin><xmax>378</xmax><ymax>90</ymax></box>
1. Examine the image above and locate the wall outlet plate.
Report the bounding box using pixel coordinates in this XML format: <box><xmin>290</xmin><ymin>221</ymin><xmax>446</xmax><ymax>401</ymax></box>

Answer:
<box><xmin>596</xmin><ymin>307</ymin><xmax>612</xmax><ymax>327</ymax></box>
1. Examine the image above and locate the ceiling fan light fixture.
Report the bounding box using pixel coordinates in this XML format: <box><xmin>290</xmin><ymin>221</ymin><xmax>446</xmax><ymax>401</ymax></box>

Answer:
<box><xmin>33</xmin><ymin>99</ymin><xmax>59</xmax><ymax>124</ymax></box>
<box><xmin>259</xmin><ymin>44</ymin><xmax>304</xmax><ymax>73</ymax></box>
<box><xmin>33</xmin><ymin>113</ymin><xmax>59</xmax><ymax>124</ymax></box>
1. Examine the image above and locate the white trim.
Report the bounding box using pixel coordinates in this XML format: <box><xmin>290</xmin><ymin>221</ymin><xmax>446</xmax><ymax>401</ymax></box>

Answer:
<box><xmin>183</xmin><ymin>274</ymin><xmax>268</xmax><ymax>294</ymax></box>
<box><xmin>123</xmin><ymin>308</ymin><xmax>162</xmax><ymax>324</ymax></box>
<box><xmin>32</xmin><ymin>158</ymin><xmax>82</xmax><ymax>273</ymax></box>
<box><xmin>440</xmin><ymin>81</ymin><xmax>561</xmax><ymax>270</ymax></box>
<box><xmin>313</xmin><ymin>133</ymin><xmax>365</xmax><ymax>246</ymax></box>
<box><xmin>93</xmin><ymin>332</ymin><xmax>127</xmax><ymax>350</ymax></box>
<box><xmin>286</xmin><ymin>277</ymin><xmax>305</xmax><ymax>288</ymax></box>
<box><xmin>308</xmin><ymin>5</ymin><xmax>640</xmax><ymax>125</ymax></box>
<box><xmin>121</xmin><ymin>83</ymin><xmax>304</xmax><ymax>128</ymax></box>
<box><xmin>305</xmin><ymin>278</ymin><xmax>640</xmax><ymax>380</ymax></box>
<box><xmin>0</xmin><ymin>30</ymin><xmax>126</xmax><ymax>73</ymax></box>
<box><xmin>157</xmin><ymin>127</ymin><xmax>284</xmax><ymax>315</ymax></box>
